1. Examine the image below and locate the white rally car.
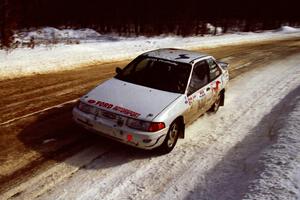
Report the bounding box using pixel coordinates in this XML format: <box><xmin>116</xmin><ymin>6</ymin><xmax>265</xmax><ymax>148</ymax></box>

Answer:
<box><xmin>73</xmin><ymin>48</ymin><xmax>229</xmax><ymax>153</ymax></box>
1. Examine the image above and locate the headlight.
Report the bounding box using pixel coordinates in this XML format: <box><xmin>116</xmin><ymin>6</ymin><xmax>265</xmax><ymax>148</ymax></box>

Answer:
<box><xmin>77</xmin><ymin>101</ymin><xmax>94</xmax><ymax>114</ymax></box>
<box><xmin>126</xmin><ymin>118</ymin><xmax>165</xmax><ymax>132</ymax></box>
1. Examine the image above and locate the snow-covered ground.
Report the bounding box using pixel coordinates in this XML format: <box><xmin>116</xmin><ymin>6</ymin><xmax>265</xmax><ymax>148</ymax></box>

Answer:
<box><xmin>14</xmin><ymin>27</ymin><xmax>102</xmax><ymax>43</ymax></box>
<box><xmin>243</xmin><ymin>89</ymin><xmax>300</xmax><ymax>200</ymax></box>
<box><xmin>0</xmin><ymin>26</ymin><xmax>300</xmax><ymax>80</ymax></box>
<box><xmin>1</xmin><ymin>50</ymin><xmax>300</xmax><ymax>200</ymax></box>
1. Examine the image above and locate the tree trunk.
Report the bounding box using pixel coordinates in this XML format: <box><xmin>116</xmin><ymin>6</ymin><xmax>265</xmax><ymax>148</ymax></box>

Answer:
<box><xmin>0</xmin><ymin>0</ymin><xmax>18</xmax><ymax>48</ymax></box>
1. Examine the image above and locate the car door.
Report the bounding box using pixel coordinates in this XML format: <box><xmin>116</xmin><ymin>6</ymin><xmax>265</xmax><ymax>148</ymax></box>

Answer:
<box><xmin>206</xmin><ymin>58</ymin><xmax>223</xmax><ymax>107</ymax></box>
<box><xmin>185</xmin><ymin>60</ymin><xmax>210</xmax><ymax>124</ymax></box>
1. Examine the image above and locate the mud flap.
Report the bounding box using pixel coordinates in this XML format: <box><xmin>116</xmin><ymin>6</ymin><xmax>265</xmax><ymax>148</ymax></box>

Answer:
<box><xmin>179</xmin><ymin>123</ymin><xmax>185</xmax><ymax>138</ymax></box>
<box><xmin>220</xmin><ymin>92</ymin><xmax>225</xmax><ymax>106</ymax></box>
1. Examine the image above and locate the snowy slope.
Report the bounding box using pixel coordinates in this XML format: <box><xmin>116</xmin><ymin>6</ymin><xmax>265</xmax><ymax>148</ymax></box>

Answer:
<box><xmin>243</xmin><ymin>92</ymin><xmax>300</xmax><ymax>200</ymax></box>
<box><xmin>274</xmin><ymin>26</ymin><xmax>300</xmax><ymax>33</ymax></box>
<box><xmin>1</xmin><ymin>26</ymin><xmax>300</xmax><ymax>80</ymax></box>
<box><xmin>1</xmin><ymin>52</ymin><xmax>300</xmax><ymax>200</ymax></box>
<box><xmin>15</xmin><ymin>27</ymin><xmax>102</xmax><ymax>42</ymax></box>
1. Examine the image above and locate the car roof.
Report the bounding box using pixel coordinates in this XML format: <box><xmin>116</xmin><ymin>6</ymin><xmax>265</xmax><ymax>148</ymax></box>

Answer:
<box><xmin>141</xmin><ymin>48</ymin><xmax>208</xmax><ymax>64</ymax></box>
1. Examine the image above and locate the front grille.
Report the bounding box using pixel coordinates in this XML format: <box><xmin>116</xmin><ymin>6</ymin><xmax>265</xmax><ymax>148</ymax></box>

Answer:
<box><xmin>78</xmin><ymin>102</ymin><xmax>126</xmax><ymax>124</ymax></box>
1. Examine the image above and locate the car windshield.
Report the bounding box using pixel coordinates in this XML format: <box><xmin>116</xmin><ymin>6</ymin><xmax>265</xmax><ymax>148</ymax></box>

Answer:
<box><xmin>115</xmin><ymin>56</ymin><xmax>192</xmax><ymax>94</ymax></box>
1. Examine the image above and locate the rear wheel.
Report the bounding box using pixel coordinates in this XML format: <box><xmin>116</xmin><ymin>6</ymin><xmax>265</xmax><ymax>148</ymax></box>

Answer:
<box><xmin>159</xmin><ymin>121</ymin><xmax>180</xmax><ymax>154</ymax></box>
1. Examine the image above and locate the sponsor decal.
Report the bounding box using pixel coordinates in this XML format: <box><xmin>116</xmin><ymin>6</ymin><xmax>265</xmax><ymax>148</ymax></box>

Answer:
<box><xmin>199</xmin><ymin>90</ymin><xmax>205</xmax><ymax>97</ymax></box>
<box><xmin>175</xmin><ymin>54</ymin><xmax>190</xmax><ymax>59</ymax></box>
<box><xmin>127</xmin><ymin>134</ymin><xmax>133</xmax><ymax>141</ymax></box>
<box><xmin>188</xmin><ymin>96</ymin><xmax>193</xmax><ymax>105</ymax></box>
<box><xmin>87</xmin><ymin>99</ymin><xmax>113</xmax><ymax>109</ymax></box>
<box><xmin>184</xmin><ymin>96</ymin><xmax>188</xmax><ymax>104</ymax></box>
<box><xmin>87</xmin><ymin>99</ymin><xmax>141</xmax><ymax>118</ymax></box>
<box><xmin>213</xmin><ymin>81</ymin><xmax>221</xmax><ymax>92</ymax></box>
<box><xmin>113</xmin><ymin>106</ymin><xmax>140</xmax><ymax>118</ymax></box>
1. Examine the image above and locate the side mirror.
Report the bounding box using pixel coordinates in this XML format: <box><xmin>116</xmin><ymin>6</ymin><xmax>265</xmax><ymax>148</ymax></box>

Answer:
<box><xmin>217</xmin><ymin>61</ymin><xmax>229</xmax><ymax>70</ymax></box>
<box><xmin>115</xmin><ymin>67</ymin><xmax>123</xmax><ymax>74</ymax></box>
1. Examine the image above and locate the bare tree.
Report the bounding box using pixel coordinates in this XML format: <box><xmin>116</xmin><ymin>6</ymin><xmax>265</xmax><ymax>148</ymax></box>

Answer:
<box><xmin>0</xmin><ymin>0</ymin><xmax>19</xmax><ymax>48</ymax></box>
<box><xmin>0</xmin><ymin>0</ymin><xmax>11</xmax><ymax>47</ymax></box>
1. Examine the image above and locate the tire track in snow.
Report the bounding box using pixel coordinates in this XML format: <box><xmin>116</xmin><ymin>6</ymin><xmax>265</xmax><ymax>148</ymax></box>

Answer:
<box><xmin>32</xmin><ymin>55</ymin><xmax>300</xmax><ymax>200</ymax></box>
<box><xmin>123</xmin><ymin>69</ymin><xmax>298</xmax><ymax>200</ymax></box>
<box><xmin>107</xmin><ymin>56</ymin><xmax>300</xmax><ymax>200</ymax></box>
<box><xmin>156</xmin><ymin>54</ymin><xmax>300</xmax><ymax>200</ymax></box>
<box><xmin>0</xmin><ymin>99</ymin><xmax>78</xmax><ymax>126</ymax></box>
<box><xmin>92</xmin><ymin>56</ymin><xmax>300</xmax><ymax>199</ymax></box>
<box><xmin>0</xmin><ymin>145</ymin><xmax>112</xmax><ymax>200</ymax></box>
<box><xmin>2</xmin><ymin>43</ymin><xmax>300</xmax><ymax>199</ymax></box>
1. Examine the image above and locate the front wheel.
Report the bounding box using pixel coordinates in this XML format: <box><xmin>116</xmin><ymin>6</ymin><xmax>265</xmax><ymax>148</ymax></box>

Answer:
<box><xmin>159</xmin><ymin>121</ymin><xmax>180</xmax><ymax>154</ymax></box>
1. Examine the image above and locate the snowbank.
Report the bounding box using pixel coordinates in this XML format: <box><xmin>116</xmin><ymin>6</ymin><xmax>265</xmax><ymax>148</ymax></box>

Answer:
<box><xmin>243</xmin><ymin>87</ymin><xmax>300</xmax><ymax>200</ymax></box>
<box><xmin>274</xmin><ymin>26</ymin><xmax>300</xmax><ymax>33</ymax></box>
<box><xmin>1</xmin><ymin>26</ymin><xmax>300</xmax><ymax>80</ymax></box>
<box><xmin>15</xmin><ymin>27</ymin><xmax>102</xmax><ymax>42</ymax></box>
<box><xmin>206</xmin><ymin>23</ymin><xmax>223</xmax><ymax>35</ymax></box>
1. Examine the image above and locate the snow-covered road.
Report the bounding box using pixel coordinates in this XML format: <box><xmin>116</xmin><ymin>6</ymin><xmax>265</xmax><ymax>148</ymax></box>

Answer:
<box><xmin>2</xmin><ymin>52</ymin><xmax>300</xmax><ymax>199</ymax></box>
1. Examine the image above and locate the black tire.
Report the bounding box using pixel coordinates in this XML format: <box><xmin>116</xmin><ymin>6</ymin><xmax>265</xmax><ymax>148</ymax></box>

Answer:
<box><xmin>159</xmin><ymin>121</ymin><xmax>180</xmax><ymax>154</ymax></box>
<box><xmin>209</xmin><ymin>94</ymin><xmax>222</xmax><ymax>113</ymax></box>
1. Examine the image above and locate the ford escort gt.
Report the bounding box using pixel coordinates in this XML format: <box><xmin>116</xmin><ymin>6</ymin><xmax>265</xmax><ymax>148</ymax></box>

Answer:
<box><xmin>73</xmin><ymin>48</ymin><xmax>229</xmax><ymax>153</ymax></box>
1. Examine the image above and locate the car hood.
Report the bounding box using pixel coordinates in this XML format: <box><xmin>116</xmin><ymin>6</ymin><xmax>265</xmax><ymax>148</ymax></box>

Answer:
<box><xmin>81</xmin><ymin>78</ymin><xmax>182</xmax><ymax>121</ymax></box>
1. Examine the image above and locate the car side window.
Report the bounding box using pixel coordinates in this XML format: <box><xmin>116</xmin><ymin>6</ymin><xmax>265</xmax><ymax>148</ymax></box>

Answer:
<box><xmin>207</xmin><ymin>58</ymin><xmax>222</xmax><ymax>81</ymax></box>
<box><xmin>187</xmin><ymin>60</ymin><xmax>209</xmax><ymax>96</ymax></box>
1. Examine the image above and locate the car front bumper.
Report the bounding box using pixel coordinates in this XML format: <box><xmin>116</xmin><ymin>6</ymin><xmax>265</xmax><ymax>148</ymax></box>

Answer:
<box><xmin>72</xmin><ymin>107</ymin><xmax>168</xmax><ymax>149</ymax></box>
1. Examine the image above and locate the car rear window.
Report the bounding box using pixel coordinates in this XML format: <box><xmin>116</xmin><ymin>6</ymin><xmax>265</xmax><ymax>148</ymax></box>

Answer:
<box><xmin>207</xmin><ymin>58</ymin><xmax>222</xmax><ymax>81</ymax></box>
